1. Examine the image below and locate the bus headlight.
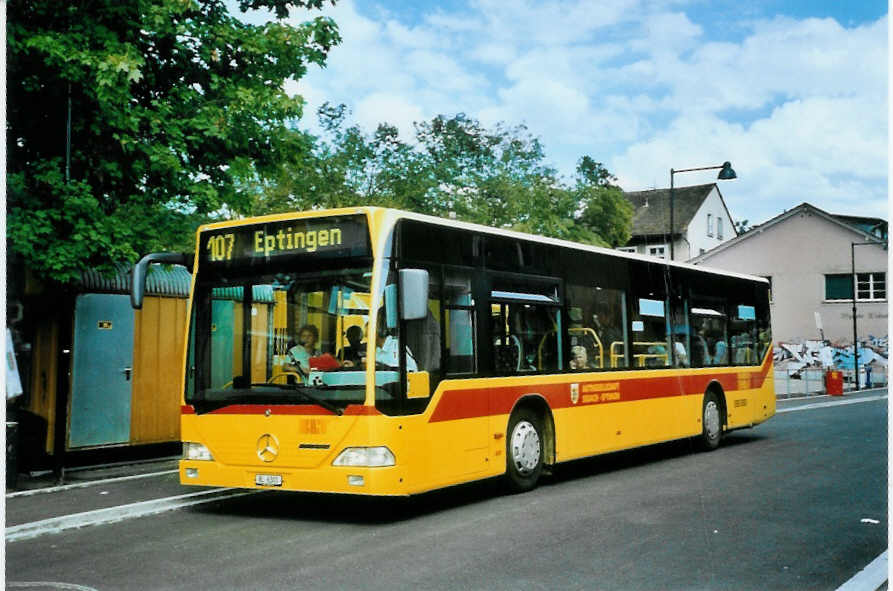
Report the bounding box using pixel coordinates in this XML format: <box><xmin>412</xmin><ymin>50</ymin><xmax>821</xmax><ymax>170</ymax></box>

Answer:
<box><xmin>332</xmin><ymin>446</ymin><xmax>395</xmax><ymax>467</ymax></box>
<box><xmin>183</xmin><ymin>442</ymin><xmax>214</xmax><ymax>461</ymax></box>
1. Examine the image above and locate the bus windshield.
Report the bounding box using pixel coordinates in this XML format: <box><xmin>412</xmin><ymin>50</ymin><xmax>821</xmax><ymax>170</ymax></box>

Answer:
<box><xmin>188</xmin><ymin>265</ymin><xmax>395</xmax><ymax>414</ymax></box>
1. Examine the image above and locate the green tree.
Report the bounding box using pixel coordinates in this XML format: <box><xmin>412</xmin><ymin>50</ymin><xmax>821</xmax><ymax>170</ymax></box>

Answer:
<box><xmin>575</xmin><ymin>156</ymin><xmax>634</xmax><ymax>247</ymax></box>
<box><xmin>8</xmin><ymin>0</ymin><xmax>340</xmax><ymax>283</ymax></box>
<box><xmin>257</xmin><ymin>108</ymin><xmax>632</xmax><ymax>248</ymax></box>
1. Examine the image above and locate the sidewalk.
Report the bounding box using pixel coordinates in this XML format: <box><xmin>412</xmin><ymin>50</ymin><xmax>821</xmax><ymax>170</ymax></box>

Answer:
<box><xmin>5</xmin><ymin>456</ymin><xmax>219</xmax><ymax>536</ymax></box>
<box><xmin>775</xmin><ymin>385</ymin><xmax>888</xmax><ymax>400</ymax></box>
<box><xmin>9</xmin><ymin>455</ymin><xmax>181</xmax><ymax>494</ymax></box>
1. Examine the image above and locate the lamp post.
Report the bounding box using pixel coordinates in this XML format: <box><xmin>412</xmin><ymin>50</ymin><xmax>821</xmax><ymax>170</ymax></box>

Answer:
<box><xmin>669</xmin><ymin>161</ymin><xmax>737</xmax><ymax>260</ymax></box>
<box><xmin>851</xmin><ymin>241</ymin><xmax>877</xmax><ymax>390</ymax></box>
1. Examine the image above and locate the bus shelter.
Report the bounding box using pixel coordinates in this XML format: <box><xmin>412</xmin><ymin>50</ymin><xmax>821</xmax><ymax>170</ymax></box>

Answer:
<box><xmin>10</xmin><ymin>264</ymin><xmax>191</xmax><ymax>473</ymax></box>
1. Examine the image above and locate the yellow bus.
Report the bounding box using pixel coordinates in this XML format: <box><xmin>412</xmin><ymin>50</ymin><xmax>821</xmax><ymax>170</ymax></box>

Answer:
<box><xmin>131</xmin><ymin>207</ymin><xmax>774</xmax><ymax>495</ymax></box>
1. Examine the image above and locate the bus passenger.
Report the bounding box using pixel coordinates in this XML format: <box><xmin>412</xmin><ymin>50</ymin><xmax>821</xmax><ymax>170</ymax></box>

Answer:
<box><xmin>340</xmin><ymin>325</ymin><xmax>365</xmax><ymax>367</ymax></box>
<box><xmin>673</xmin><ymin>336</ymin><xmax>689</xmax><ymax>367</ymax></box>
<box><xmin>375</xmin><ymin>330</ymin><xmax>418</xmax><ymax>372</ymax></box>
<box><xmin>569</xmin><ymin>345</ymin><xmax>589</xmax><ymax>370</ymax></box>
<box><xmin>287</xmin><ymin>324</ymin><xmax>320</xmax><ymax>375</ymax></box>
<box><xmin>712</xmin><ymin>339</ymin><xmax>728</xmax><ymax>365</ymax></box>
<box><xmin>592</xmin><ymin>312</ymin><xmax>621</xmax><ymax>351</ymax></box>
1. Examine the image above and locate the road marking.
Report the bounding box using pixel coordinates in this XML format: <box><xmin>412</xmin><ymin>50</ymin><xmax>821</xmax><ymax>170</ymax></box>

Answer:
<box><xmin>6</xmin><ymin>470</ymin><xmax>180</xmax><ymax>499</ymax></box>
<box><xmin>8</xmin><ymin>583</ymin><xmax>99</xmax><ymax>591</ymax></box>
<box><xmin>777</xmin><ymin>395</ymin><xmax>887</xmax><ymax>414</ymax></box>
<box><xmin>835</xmin><ymin>550</ymin><xmax>887</xmax><ymax>591</ymax></box>
<box><xmin>6</xmin><ymin>488</ymin><xmax>259</xmax><ymax>543</ymax></box>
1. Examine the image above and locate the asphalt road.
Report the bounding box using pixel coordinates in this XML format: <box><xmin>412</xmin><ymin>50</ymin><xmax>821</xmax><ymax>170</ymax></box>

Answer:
<box><xmin>6</xmin><ymin>393</ymin><xmax>887</xmax><ymax>590</ymax></box>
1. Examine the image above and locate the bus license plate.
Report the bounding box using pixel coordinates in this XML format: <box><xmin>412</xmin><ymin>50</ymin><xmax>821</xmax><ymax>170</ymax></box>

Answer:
<box><xmin>255</xmin><ymin>474</ymin><xmax>283</xmax><ymax>487</ymax></box>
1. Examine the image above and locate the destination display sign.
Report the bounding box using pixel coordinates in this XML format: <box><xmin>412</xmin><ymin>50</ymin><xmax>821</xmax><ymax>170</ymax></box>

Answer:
<box><xmin>198</xmin><ymin>214</ymin><xmax>371</xmax><ymax>267</ymax></box>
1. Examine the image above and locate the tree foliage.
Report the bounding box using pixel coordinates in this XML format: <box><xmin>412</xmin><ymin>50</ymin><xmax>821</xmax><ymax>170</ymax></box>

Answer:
<box><xmin>8</xmin><ymin>0</ymin><xmax>340</xmax><ymax>283</ymax></box>
<box><xmin>575</xmin><ymin>157</ymin><xmax>634</xmax><ymax>247</ymax></box>
<box><xmin>10</xmin><ymin>0</ymin><xmax>633</xmax><ymax>282</ymax></box>
<box><xmin>255</xmin><ymin>107</ymin><xmax>633</xmax><ymax>247</ymax></box>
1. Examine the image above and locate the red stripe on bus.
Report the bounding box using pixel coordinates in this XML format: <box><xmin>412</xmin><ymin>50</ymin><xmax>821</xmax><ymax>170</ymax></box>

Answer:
<box><xmin>429</xmin><ymin>354</ymin><xmax>772</xmax><ymax>423</ymax></box>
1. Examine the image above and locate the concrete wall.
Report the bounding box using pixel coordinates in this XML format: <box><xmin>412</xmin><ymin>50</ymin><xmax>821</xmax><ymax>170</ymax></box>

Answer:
<box><xmin>696</xmin><ymin>207</ymin><xmax>888</xmax><ymax>346</ymax></box>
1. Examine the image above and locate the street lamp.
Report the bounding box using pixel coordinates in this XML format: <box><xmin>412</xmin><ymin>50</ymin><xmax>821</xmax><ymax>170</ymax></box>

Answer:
<box><xmin>851</xmin><ymin>241</ymin><xmax>877</xmax><ymax>390</ymax></box>
<box><xmin>669</xmin><ymin>161</ymin><xmax>737</xmax><ymax>260</ymax></box>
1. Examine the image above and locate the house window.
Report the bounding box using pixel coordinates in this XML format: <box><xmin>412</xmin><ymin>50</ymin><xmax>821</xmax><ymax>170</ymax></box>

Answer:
<box><xmin>825</xmin><ymin>273</ymin><xmax>887</xmax><ymax>301</ymax></box>
<box><xmin>764</xmin><ymin>276</ymin><xmax>773</xmax><ymax>302</ymax></box>
<box><xmin>857</xmin><ymin>272</ymin><xmax>886</xmax><ymax>301</ymax></box>
<box><xmin>707</xmin><ymin>214</ymin><xmax>714</xmax><ymax>237</ymax></box>
<box><xmin>616</xmin><ymin>246</ymin><xmax>636</xmax><ymax>254</ymax></box>
<box><xmin>717</xmin><ymin>218</ymin><xmax>724</xmax><ymax>240</ymax></box>
<box><xmin>825</xmin><ymin>274</ymin><xmax>854</xmax><ymax>301</ymax></box>
<box><xmin>647</xmin><ymin>245</ymin><xmax>666</xmax><ymax>259</ymax></box>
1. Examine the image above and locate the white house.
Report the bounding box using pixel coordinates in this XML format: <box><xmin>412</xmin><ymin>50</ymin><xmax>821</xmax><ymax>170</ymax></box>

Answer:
<box><xmin>620</xmin><ymin>183</ymin><xmax>736</xmax><ymax>261</ymax></box>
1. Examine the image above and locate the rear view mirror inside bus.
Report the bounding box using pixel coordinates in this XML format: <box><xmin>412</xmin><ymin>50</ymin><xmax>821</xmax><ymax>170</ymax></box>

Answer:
<box><xmin>399</xmin><ymin>269</ymin><xmax>429</xmax><ymax>321</ymax></box>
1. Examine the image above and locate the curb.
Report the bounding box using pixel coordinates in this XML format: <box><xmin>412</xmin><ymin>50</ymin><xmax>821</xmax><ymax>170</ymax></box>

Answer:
<box><xmin>6</xmin><ymin>488</ymin><xmax>257</xmax><ymax>542</ymax></box>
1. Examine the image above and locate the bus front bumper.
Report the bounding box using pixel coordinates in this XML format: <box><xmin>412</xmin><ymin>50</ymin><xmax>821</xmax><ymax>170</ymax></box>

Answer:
<box><xmin>179</xmin><ymin>460</ymin><xmax>409</xmax><ymax>496</ymax></box>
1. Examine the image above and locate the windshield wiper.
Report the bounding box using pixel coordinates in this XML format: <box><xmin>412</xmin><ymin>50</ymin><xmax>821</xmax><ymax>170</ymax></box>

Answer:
<box><xmin>250</xmin><ymin>383</ymin><xmax>343</xmax><ymax>416</ymax></box>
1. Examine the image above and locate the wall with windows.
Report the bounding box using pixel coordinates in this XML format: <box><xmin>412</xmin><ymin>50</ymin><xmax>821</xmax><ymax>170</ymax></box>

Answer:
<box><xmin>685</xmin><ymin>186</ymin><xmax>736</xmax><ymax>260</ymax></box>
<box><xmin>692</xmin><ymin>206</ymin><xmax>887</xmax><ymax>347</ymax></box>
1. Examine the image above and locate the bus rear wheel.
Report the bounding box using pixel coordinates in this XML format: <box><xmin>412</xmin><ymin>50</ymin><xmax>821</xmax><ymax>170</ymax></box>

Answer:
<box><xmin>699</xmin><ymin>391</ymin><xmax>723</xmax><ymax>451</ymax></box>
<box><xmin>505</xmin><ymin>408</ymin><xmax>544</xmax><ymax>493</ymax></box>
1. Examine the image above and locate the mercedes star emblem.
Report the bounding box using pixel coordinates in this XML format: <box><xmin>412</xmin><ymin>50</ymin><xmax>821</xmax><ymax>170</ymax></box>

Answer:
<box><xmin>256</xmin><ymin>433</ymin><xmax>280</xmax><ymax>463</ymax></box>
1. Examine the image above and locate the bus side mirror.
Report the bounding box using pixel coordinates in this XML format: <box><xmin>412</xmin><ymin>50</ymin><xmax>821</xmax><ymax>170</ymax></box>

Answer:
<box><xmin>131</xmin><ymin>252</ymin><xmax>194</xmax><ymax>309</ymax></box>
<box><xmin>399</xmin><ymin>269</ymin><xmax>429</xmax><ymax>321</ymax></box>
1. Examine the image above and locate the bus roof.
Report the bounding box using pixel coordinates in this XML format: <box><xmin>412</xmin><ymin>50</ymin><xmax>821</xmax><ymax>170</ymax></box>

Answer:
<box><xmin>197</xmin><ymin>206</ymin><xmax>769</xmax><ymax>286</ymax></box>
<box><xmin>379</xmin><ymin>208</ymin><xmax>769</xmax><ymax>285</ymax></box>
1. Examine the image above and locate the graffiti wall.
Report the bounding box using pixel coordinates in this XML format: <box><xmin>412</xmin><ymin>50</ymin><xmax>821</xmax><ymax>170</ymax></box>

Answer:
<box><xmin>774</xmin><ymin>335</ymin><xmax>888</xmax><ymax>377</ymax></box>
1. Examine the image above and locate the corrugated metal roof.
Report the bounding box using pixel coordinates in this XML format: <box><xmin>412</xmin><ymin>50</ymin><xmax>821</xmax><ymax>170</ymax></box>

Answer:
<box><xmin>79</xmin><ymin>263</ymin><xmax>192</xmax><ymax>297</ymax></box>
<box><xmin>78</xmin><ymin>264</ymin><xmax>280</xmax><ymax>302</ymax></box>
<box><xmin>211</xmin><ymin>285</ymin><xmax>275</xmax><ymax>303</ymax></box>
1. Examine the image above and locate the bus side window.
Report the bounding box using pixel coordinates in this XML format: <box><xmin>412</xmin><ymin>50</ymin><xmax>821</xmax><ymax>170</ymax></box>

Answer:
<box><xmin>689</xmin><ymin>296</ymin><xmax>727</xmax><ymax>367</ymax></box>
<box><xmin>491</xmin><ymin>301</ymin><xmax>559</xmax><ymax>373</ymax></box>
<box><xmin>444</xmin><ymin>269</ymin><xmax>476</xmax><ymax>375</ymax></box>
<box><xmin>756</xmin><ymin>286</ymin><xmax>772</xmax><ymax>361</ymax></box>
<box><xmin>566</xmin><ymin>284</ymin><xmax>627</xmax><ymax>369</ymax></box>
<box><xmin>730</xmin><ymin>304</ymin><xmax>757</xmax><ymax>366</ymax></box>
<box><xmin>631</xmin><ymin>297</ymin><xmax>670</xmax><ymax>367</ymax></box>
<box><xmin>404</xmin><ymin>268</ymin><xmax>441</xmax><ymax>374</ymax></box>
<box><xmin>670</xmin><ymin>293</ymin><xmax>689</xmax><ymax>368</ymax></box>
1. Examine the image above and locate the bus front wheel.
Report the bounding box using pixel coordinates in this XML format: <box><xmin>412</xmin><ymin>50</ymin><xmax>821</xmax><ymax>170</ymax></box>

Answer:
<box><xmin>505</xmin><ymin>408</ymin><xmax>544</xmax><ymax>493</ymax></box>
<box><xmin>699</xmin><ymin>391</ymin><xmax>723</xmax><ymax>451</ymax></box>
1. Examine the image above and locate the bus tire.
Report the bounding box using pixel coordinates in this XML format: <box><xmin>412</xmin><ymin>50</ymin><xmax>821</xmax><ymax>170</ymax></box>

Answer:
<box><xmin>505</xmin><ymin>407</ymin><xmax>544</xmax><ymax>493</ymax></box>
<box><xmin>699</xmin><ymin>390</ymin><xmax>723</xmax><ymax>451</ymax></box>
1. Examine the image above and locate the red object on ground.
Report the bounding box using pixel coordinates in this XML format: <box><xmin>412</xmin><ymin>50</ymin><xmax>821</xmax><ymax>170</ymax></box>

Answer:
<box><xmin>825</xmin><ymin>370</ymin><xmax>844</xmax><ymax>396</ymax></box>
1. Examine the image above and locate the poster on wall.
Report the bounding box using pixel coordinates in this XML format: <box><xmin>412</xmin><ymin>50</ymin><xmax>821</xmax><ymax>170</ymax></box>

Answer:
<box><xmin>6</xmin><ymin>328</ymin><xmax>23</xmax><ymax>400</ymax></box>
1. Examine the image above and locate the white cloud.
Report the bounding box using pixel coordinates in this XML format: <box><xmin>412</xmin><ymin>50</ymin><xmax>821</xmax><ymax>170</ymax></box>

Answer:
<box><xmin>285</xmin><ymin>0</ymin><xmax>887</xmax><ymax>221</ymax></box>
<box><xmin>612</xmin><ymin>13</ymin><xmax>888</xmax><ymax>222</ymax></box>
<box><xmin>613</xmin><ymin>93</ymin><xmax>888</xmax><ymax>223</ymax></box>
<box><xmin>354</xmin><ymin>92</ymin><xmax>426</xmax><ymax>135</ymax></box>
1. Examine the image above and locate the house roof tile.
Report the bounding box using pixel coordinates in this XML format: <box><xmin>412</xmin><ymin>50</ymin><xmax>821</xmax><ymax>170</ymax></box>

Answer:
<box><xmin>623</xmin><ymin>183</ymin><xmax>716</xmax><ymax>238</ymax></box>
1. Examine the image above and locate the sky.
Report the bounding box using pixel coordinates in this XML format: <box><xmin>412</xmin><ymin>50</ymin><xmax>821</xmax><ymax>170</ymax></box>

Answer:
<box><xmin>273</xmin><ymin>0</ymin><xmax>887</xmax><ymax>226</ymax></box>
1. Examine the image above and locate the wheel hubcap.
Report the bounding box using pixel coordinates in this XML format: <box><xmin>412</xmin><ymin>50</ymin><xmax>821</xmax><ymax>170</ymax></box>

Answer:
<box><xmin>510</xmin><ymin>420</ymin><xmax>541</xmax><ymax>475</ymax></box>
<box><xmin>704</xmin><ymin>400</ymin><xmax>720</xmax><ymax>439</ymax></box>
